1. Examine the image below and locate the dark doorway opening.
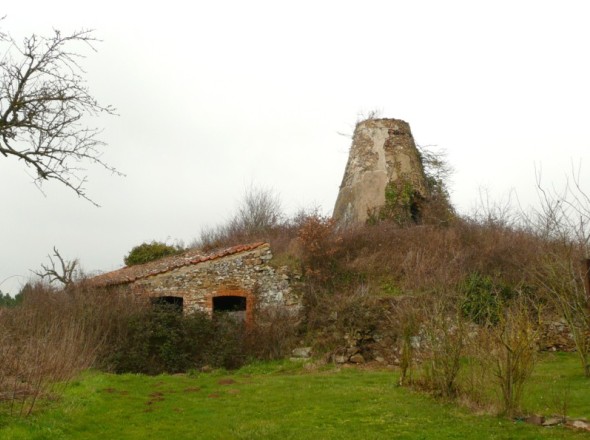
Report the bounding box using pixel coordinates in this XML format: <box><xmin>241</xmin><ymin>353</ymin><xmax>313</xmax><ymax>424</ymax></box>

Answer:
<box><xmin>152</xmin><ymin>296</ymin><xmax>183</xmax><ymax>312</ymax></box>
<box><xmin>410</xmin><ymin>192</ymin><xmax>424</xmax><ymax>224</ymax></box>
<box><xmin>213</xmin><ymin>295</ymin><xmax>247</xmax><ymax>322</ymax></box>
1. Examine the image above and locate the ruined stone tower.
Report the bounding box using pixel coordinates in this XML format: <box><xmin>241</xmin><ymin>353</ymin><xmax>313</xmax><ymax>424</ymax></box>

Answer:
<box><xmin>333</xmin><ymin>118</ymin><xmax>430</xmax><ymax>225</ymax></box>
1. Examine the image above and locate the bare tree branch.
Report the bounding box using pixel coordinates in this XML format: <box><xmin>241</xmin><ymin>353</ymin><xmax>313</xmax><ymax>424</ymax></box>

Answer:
<box><xmin>32</xmin><ymin>247</ymin><xmax>79</xmax><ymax>286</ymax></box>
<box><xmin>529</xmin><ymin>163</ymin><xmax>590</xmax><ymax>376</ymax></box>
<box><xmin>0</xmin><ymin>24</ymin><xmax>120</xmax><ymax>205</ymax></box>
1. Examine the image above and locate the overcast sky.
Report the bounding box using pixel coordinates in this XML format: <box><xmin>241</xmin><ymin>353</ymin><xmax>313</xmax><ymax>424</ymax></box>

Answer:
<box><xmin>1</xmin><ymin>0</ymin><xmax>589</xmax><ymax>295</ymax></box>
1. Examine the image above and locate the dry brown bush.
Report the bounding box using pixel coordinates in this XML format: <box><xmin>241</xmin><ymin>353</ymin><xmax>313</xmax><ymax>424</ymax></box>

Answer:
<box><xmin>244</xmin><ymin>305</ymin><xmax>300</xmax><ymax>360</ymax></box>
<box><xmin>195</xmin><ymin>186</ymin><xmax>295</xmax><ymax>253</ymax></box>
<box><xmin>534</xmin><ymin>244</ymin><xmax>590</xmax><ymax>375</ymax></box>
<box><xmin>383</xmin><ymin>295</ymin><xmax>423</xmax><ymax>386</ymax></box>
<box><xmin>385</xmin><ymin>290</ymin><xmax>539</xmax><ymax>415</ymax></box>
<box><xmin>526</xmin><ymin>169</ymin><xmax>590</xmax><ymax>376</ymax></box>
<box><xmin>491</xmin><ymin>297</ymin><xmax>539</xmax><ymax>417</ymax></box>
<box><xmin>301</xmin><ymin>284</ymin><xmax>384</xmax><ymax>359</ymax></box>
<box><xmin>331</xmin><ymin>218</ymin><xmax>544</xmax><ymax>297</ymax></box>
<box><xmin>0</xmin><ymin>282</ymin><xmax>141</xmax><ymax>415</ymax></box>
<box><xmin>462</xmin><ymin>329</ymin><xmax>497</xmax><ymax>412</ymax></box>
<box><xmin>296</xmin><ymin>214</ymin><xmax>344</xmax><ymax>287</ymax></box>
<box><xmin>417</xmin><ymin>296</ymin><xmax>467</xmax><ymax>399</ymax></box>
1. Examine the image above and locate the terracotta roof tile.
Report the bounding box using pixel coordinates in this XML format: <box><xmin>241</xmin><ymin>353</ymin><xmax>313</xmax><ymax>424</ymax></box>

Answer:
<box><xmin>88</xmin><ymin>242</ymin><xmax>267</xmax><ymax>287</ymax></box>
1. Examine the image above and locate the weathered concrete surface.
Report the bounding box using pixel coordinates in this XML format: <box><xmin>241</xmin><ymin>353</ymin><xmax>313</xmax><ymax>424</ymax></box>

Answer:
<box><xmin>333</xmin><ymin>118</ymin><xmax>429</xmax><ymax>225</ymax></box>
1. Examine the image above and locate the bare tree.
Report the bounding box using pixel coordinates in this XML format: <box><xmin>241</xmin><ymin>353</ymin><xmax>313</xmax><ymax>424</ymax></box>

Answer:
<box><xmin>32</xmin><ymin>247</ymin><xmax>79</xmax><ymax>287</ymax></box>
<box><xmin>0</xmin><ymin>23</ymin><xmax>119</xmax><ymax>205</ymax></box>
<box><xmin>232</xmin><ymin>185</ymin><xmax>283</xmax><ymax>235</ymax></box>
<box><xmin>531</xmin><ymin>164</ymin><xmax>590</xmax><ymax>376</ymax></box>
<box><xmin>196</xmin><ymin>185</ymin><xmax>283</xmax><ymax>249</ymax></box>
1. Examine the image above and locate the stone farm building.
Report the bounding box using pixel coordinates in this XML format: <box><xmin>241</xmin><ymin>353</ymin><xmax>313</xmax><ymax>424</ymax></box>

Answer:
<box><xmin>88</xmin><ymin>242</ymin><xmax>299</xmax><ymax>323</ymax></box>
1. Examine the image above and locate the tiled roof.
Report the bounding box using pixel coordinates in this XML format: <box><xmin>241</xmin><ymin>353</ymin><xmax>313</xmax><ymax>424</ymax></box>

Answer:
<box><xmin>87</xmin><ymin>242</ymin><xmax>267</xmax><ymax>287</ymax></box>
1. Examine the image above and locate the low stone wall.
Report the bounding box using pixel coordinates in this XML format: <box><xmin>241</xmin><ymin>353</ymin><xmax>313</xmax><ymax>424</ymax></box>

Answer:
<box><xmin>538</xmin><ymin>319</ymin><xmax>578</xmax><ymax>352</ymax></box>
<box><xmin>325</xmin><ymin>297</ymin><xmax>581</xmax><ymax>366</ymax></box>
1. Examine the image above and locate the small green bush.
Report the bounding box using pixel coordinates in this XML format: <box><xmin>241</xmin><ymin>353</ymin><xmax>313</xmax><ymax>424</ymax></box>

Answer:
<box><xmin>108</xmin><ymin>305</ymin><xmax>199</xmax><ymax>374</ymax></box>
<box><xmin>124</xmin><ymin>241</ymin><xmax>182</xmax><ymax>266</ymax></box>
<box><xmin>107</xmin><ymin>305</ymin><xmax>247</xmax><ymax>374</ymax></box>
<box><xmin>460</xmin><ymin>273</ymin><xmax>513</xmax><ymax>325</ymax></box>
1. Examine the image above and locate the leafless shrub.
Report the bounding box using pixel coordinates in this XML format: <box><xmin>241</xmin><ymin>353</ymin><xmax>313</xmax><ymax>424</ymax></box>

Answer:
<box><xmin>491</xmin><ymin>296</ymin><xmax>539</xmax><ymax>417</ymax></box>
<box><xmin>418</xmin><ymin>297</ymin><xmax>467</xmax><ymax>399</ymax></box>
<box><xmin>337</xmin><ymin>109</ymin><xmax>385</xmax><ymax>138</ymax></box>
<box><xmin>335</xmin><ymin>218</ymin><xmax>541</xmax><ymax>298</ymax></box>
<box><xmin>0</xmin><ymin>282</ymin><xmax>141</xmax><ymax>415</ymax></box>
<box><xmin>244</xmin><ymin>305</ymin><xmax>300</xmax><ymax>360</ymax></box>
<box><xmin>462</xmin><ymin>328</ymin><xmax>497</xmax><ymax>411</ymax></box>
<box><xmin>387</xmin><ymin>289</ymin><xmax>538</xmax><ymax>415</ymax></box>
<box><xmin>416</xmin><ymin>145</ymin><xmax>456</xmax><ymax>226</ymax></box>
<box><xmin>195</xmin><ymin>185</ymin><xmax>285</xmax><ymax>251</ymax></box>
<box><xmin>356</xmin><ymin>108</ymin><xmax>383</xmax><ymax>123</ymax></box>
<box><xmin>386</xmin><ymin>297</ymin><xmax>422</xmax><ymax>386</ymax></box>
<box><xmin>527</xmin><ymin>165</ymin><xmax>590</xmax><ymax>376</ymax></box>
<box><xmin>296</xmin><ymin>213</ymin><xmax>343</xmax><ymax>287</ymax></box>
<box><xmin>302</xmin><ymin>284</ymin><xmax>384</xmax><ymax>357</ymax></box>
<box><xmin>470</xmin><ymin>188</ymin><xmax>521</xmax><ymax>229</ymax></box>
<box><xmin>534</xmin><ymin>247</ymin><xmax>590</xmax><ymax>375</ymax></box>
<box><xmin>532</xmin><ymin>164</ymin><xmax>590</xmax><ymax>246</ymax></box>
<box><xmin>234</xmin><ymin>185</ymin><xmax>283</xmax><ymax>234</ymax></box>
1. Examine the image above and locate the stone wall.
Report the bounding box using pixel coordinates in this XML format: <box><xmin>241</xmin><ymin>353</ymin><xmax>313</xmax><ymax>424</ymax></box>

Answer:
<box><xmin>117</xmin><ymin>244</ymin><xmax>299</xmax><ymax>321</ymax></box>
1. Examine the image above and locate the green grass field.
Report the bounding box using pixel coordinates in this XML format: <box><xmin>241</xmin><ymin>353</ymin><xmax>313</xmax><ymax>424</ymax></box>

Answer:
<box><xmin>524</xmin><ymin>352</ymin><xmax>590</xmax><ymax>419</ymax></box>
<box><xmin>1</xmin><ymin>354</ymin><xmax>588</xmax><ymax>439</ymax></box>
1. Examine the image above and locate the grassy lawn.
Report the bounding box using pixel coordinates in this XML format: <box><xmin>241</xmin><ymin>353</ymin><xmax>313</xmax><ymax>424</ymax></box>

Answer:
<box><xmin>524</xmin><ymin>352</ymin><xmax>590</xmax><ymax>419</ymax></box>
<box><xmin>0</xmin><ymin>356</ymin><xmax>588</xmax><ymax>439</ymax></box>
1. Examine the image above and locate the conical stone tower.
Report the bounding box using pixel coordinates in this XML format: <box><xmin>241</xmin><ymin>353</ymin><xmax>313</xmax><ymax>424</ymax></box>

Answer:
<box><xmin>333</xmin><ymin>118</ymin><xmax>430</xmax><ymax>225</ymax></box>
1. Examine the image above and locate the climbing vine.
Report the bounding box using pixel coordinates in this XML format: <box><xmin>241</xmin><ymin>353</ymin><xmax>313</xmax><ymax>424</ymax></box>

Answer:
<box><xmin>367</xmin><ymin>145</ymin><xmax>455</xmax><ymax>226</ymax></box>
<box><xmin>367</xmin><ymin>180</ymin><xmax>421</xmax><ymax>226</ymax></box>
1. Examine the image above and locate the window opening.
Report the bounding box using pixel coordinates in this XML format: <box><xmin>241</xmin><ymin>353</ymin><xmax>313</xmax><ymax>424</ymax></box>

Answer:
<box><xmin>212</xmin><ymin>295</ymin><xmax>247</xmax><ymax>322</ymax></box>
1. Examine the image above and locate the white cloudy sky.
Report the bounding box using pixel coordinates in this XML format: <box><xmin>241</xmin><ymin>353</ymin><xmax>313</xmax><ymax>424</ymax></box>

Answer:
<box><xmin>1</xmin><ymin>0</ymin><xmax>589</xmax><ymax>295</ymax></box>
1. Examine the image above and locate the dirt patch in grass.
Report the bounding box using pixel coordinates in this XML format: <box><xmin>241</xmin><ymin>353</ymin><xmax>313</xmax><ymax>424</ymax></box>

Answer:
<box><xmin>145</xmin><ymin>391</ymin><xmax>165</xmax><ymax>406</ymax></box>
<box><xmin>101</xmin><ymin>387</ymin><xmax>130</xmax><ymax>396</ymax></box>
